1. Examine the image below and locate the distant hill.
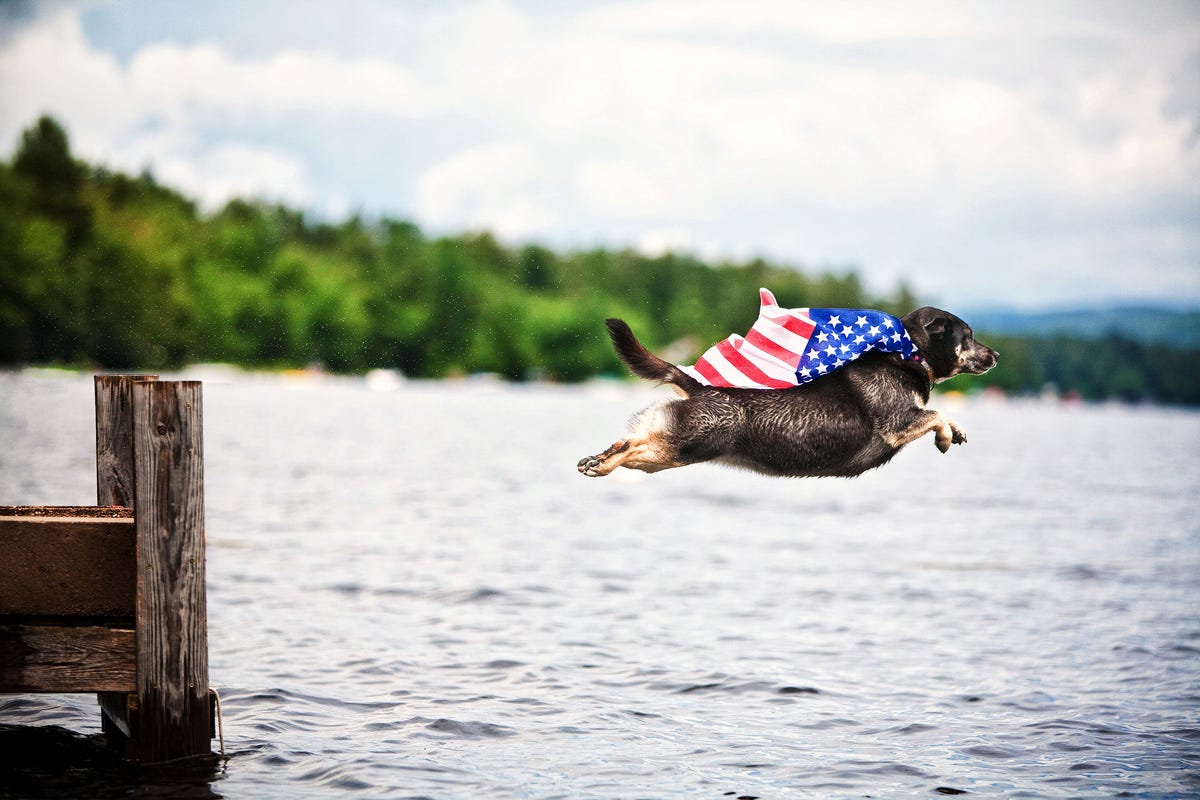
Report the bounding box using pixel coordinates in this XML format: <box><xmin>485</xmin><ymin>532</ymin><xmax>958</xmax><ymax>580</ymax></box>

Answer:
<box><xmin>966</xmin><ymin>306</ymin><xmax>1200</xmax><ymax>348</ymax></box>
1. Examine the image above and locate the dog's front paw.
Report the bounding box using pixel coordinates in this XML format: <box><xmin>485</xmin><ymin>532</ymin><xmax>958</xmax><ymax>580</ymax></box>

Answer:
<box><xmin>934</xmin><ymin>420</ymin><xmax>967</xmax><ymax>453</ymax></box>
<box><xmin>951</xmin><ymin>422</ymin><xmax>967</xmax><ymax>446</ymax></box>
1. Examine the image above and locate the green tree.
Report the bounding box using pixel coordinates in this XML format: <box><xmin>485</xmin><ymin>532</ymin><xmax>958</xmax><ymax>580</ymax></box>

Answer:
<box><xmin>3</xmin><ymin>115</ymin><xmax>1198</xmax><ymax>404</ymax></box>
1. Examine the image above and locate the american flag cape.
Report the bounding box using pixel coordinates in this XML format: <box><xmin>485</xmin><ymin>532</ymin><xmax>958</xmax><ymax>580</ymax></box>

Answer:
<box><xmin>679</xmin><ymin>288</ymin><xmax>918</xmax><ymax>389</ymax></box>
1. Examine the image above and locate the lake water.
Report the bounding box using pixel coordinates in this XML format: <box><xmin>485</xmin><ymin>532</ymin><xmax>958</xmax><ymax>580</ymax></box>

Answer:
<box><xmin>0</xmin><ymin>370</ymin><xmax>1198</xmax><ymax>799</ymax></box>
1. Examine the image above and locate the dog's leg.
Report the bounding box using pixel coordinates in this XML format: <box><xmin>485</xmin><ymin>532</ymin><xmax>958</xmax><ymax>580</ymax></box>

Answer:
<box><xmin>579</xmin><ymin>398</ymin><xmax>688</xmax><ymax>477</ymax></box>
<box><xmin>577</xmin><ymin>434</ymin><xmax>684</xmax><ymax>476</ymax></box>
<box><xmin>577</xmin><ymin>439</ymin><xmax>631</xmax><ymax>476</ymax></box>
<box><xmin>885</xmin><ymin>409</ymin><xmax>966</xmax><ymax>453</ymax></box>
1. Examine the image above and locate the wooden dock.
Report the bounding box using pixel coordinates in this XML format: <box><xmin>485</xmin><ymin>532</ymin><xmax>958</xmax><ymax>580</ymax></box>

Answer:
<box><xmin>0</xmin><ymin>375</ymin><xmax>214</xmax><ymax>762</ymax></box>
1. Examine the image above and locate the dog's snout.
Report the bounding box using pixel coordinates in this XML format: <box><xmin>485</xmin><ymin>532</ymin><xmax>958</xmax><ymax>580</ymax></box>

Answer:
<box><xmin>967</xmin><ymin>344</ymin><xmax>999</xmax><ymax>374</ymax></box>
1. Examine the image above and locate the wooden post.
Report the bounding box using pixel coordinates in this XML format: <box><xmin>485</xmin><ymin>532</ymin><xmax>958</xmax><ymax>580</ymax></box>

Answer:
<box><xmin>95</xmin><ymin>375</ymin><xmax>155</xmax><ymax>750</ymax></box>
<box><xmin>131</xmin><ymin>380</ymin><xmax>210</xmax><ymax>762</ymax></box>
<box><xmin>1</xmin><ymin>376</ymin><xmax>212</xmax><ymax>762</ymax></box>
<box><xmin>95</xmin><ymin>375</ymin><xmax>157</xmax><ymax>508</ymax></box>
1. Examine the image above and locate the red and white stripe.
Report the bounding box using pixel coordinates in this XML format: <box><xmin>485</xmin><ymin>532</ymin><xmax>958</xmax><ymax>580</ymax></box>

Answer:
<box><xmin>681</xmin><ymin>288</ymin><xmax>816</xmax><ymax>389</ymax></box>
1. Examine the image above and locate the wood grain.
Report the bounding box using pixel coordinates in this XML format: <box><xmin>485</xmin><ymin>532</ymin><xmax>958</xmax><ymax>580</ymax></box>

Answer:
<box><xmin>95</xmin><ymin>375</ymin><xmax>157</xmax><ymax>508</ymax></box>
<box><xmin>94</xmin><ymin>375</ymin><xmax>155</xmax><ymax>743</ymax></box>
<box><xmin>132</xmin><ymin>379</ymin><xmax>211</xmax><ymax>761</ymax></box>
<box><xmin>0</xmin><ymin>516</ymin><xmax>135</xmax><ymax>616</ymax></box>
<box><xmin>0</xmin><ymin>624</ymin><xmax>135</xmax><ymax>692</ymax></box>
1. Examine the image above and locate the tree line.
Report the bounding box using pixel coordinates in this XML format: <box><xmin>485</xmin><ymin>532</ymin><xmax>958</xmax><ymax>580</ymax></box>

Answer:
<box><xmin>2</xmin><ymin>116</ymin><xmax>1197</xmax><ymax>405</ymax></box>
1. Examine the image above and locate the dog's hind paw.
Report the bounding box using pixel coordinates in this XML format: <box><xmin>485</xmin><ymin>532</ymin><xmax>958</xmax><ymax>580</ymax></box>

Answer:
<box><xmin>578</xmin><ymin>440</ymin><xmax>631</xmax><ymax>476</ymax></box>
<box><xmin>577</xmin><ymin>454</ymin><xmax>607</xmax><ymax>477</ymax></box>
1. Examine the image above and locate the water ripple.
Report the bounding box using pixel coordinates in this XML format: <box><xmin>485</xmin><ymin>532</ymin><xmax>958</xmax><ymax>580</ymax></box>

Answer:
<box><xmin>1</xmin><ymin>376</ymin><xmax>1197</xmax><ymax>799</ymax></box>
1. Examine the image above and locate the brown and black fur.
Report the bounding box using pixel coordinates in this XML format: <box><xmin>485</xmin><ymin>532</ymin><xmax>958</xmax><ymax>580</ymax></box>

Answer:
<box><xmin>577</xmin><ymin>308</ymin><xmax>998</xmax><ymax>478</ymax></box>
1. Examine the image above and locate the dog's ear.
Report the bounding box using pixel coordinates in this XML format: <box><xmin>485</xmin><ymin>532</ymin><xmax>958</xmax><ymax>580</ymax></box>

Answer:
<box><xmin>923</xmin><ymin>317</ymin><xmax>947</xmax><ymax>335</ymax></box>
<box><xmin>901</xmin><ymin>306</ymin><xmax>956</xmax><ymax>352</ymax></box>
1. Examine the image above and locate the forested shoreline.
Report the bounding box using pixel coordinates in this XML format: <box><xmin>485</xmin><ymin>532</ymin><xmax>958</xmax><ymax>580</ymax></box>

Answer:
<box><xmin>2</xmin><ymin>117</ymin><xmax>1197</xmax><ymax>405</ymax></box>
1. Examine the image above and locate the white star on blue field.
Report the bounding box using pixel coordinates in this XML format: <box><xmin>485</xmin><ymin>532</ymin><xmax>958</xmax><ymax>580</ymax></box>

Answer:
<box><xmin>796</xmin><ymin>310</ymin><xmax>915</xmax><ymax>383</ymax></box>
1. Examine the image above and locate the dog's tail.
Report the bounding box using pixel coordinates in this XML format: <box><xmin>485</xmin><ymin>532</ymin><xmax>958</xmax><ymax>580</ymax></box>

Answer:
<box><xmin>605</xmin><ymin>318</ymin><xmax>704</xmax><ymax>396</ymax></box>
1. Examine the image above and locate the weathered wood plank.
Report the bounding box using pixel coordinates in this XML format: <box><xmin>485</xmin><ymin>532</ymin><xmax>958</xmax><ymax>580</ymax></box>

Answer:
<box><xmin>132</xmin><ymin>380</ymin><xmax>211</xmax><ymax>761</ymax></box>
<box><xmin>0</xmin><ymin>506</ymin><xmax>132</xmax><ymax>518</ymax></box>
<box><xmin>0</xmin><ymin>624</ymin><xmax>135</xmax><ymax>693</ymax></box>
<box><xmin>94</xmin><ymin>375</ymin><xmax>156</xmax><ymax>753</ymax></box>
<box><xmin>0</xmin><ymin>516</ymin><xmax>136</xmax><ymax>616</ymax></box>
<box><xmin>95</xmin><ymin>375</ymin><xmax>157</xmax><ymax>508</ymax></box>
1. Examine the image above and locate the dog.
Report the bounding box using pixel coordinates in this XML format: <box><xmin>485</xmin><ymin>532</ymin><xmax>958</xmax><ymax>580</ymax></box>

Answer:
<box><xmin>577</xmin><ymin>307</ymin><xmax>998</xmax><ymax>478</ymax></box>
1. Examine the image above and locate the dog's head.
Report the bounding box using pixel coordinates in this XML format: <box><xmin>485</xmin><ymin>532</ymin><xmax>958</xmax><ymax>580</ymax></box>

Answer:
<box><xmin>901</xmin><ymin>307</ymin><xmax>999</xmax><ymax>383</ymax></box>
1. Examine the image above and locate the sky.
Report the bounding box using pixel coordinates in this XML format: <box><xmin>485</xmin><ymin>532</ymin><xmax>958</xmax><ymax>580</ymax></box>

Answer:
<box><xmin>1</xmin><ymin>0</ymin><xmax>1198</xmax><ymax>311</ymax></box>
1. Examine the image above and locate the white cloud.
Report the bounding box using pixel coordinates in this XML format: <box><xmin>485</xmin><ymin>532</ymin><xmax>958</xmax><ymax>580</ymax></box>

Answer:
<box><xmin>635</xmin><ymin>228</ymin><xmax>695</xmax><ymax>257</ymax></box>
<box><xmin>0</xmin><ymin>6</ymin><xmax>430</xmax><ymax>212</ymax></box>
<box><xmin>0</xmin><ymin>8</ymin><xmax>134</xmax><ymax>155</ymax></box>
<box><xmin>156</xmin><ymin>142</ymin><xmax>316</xmax><ymax>212</ymax></box>
<box><xmin>126</xmin><ymin>41</ymin><xmax>433</xmax><ymax>121</ymax></box>
<box><xmin>576</xmin><ymin>0</ymin><xmax>988</xmax><ymax>43</ymax></box>
<box><xmin>416</xmin><ymin>142</ymin><xmax>558</xmax><ymax>239</ymax></box>
<box><xmin>0</xmin><ymin>0</ymin><xmax>1196</xmax><ymax>305</ymax></box>
<box><xmin>575</xmin><ymin>160</ymin><xmax>676</xmax><ymax>218</ymax></box>
<box><xmin>406</xmin><ymin>0</ymin><xmax>1197</xmax><ymax>248</ymax></box>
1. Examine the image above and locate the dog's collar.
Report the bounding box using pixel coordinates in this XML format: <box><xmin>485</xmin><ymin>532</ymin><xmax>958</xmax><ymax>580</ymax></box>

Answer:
<box><xmin>910</xmin><ymin>352</ymin><xmax>935</xmax><ymax>382</ymax></box>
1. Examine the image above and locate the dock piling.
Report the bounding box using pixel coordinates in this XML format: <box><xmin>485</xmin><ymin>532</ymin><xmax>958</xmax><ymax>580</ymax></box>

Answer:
<box><xmin>1</xmin><ymin>375</ymin><xmax>214</xmax><ymax>762</ymax></box>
